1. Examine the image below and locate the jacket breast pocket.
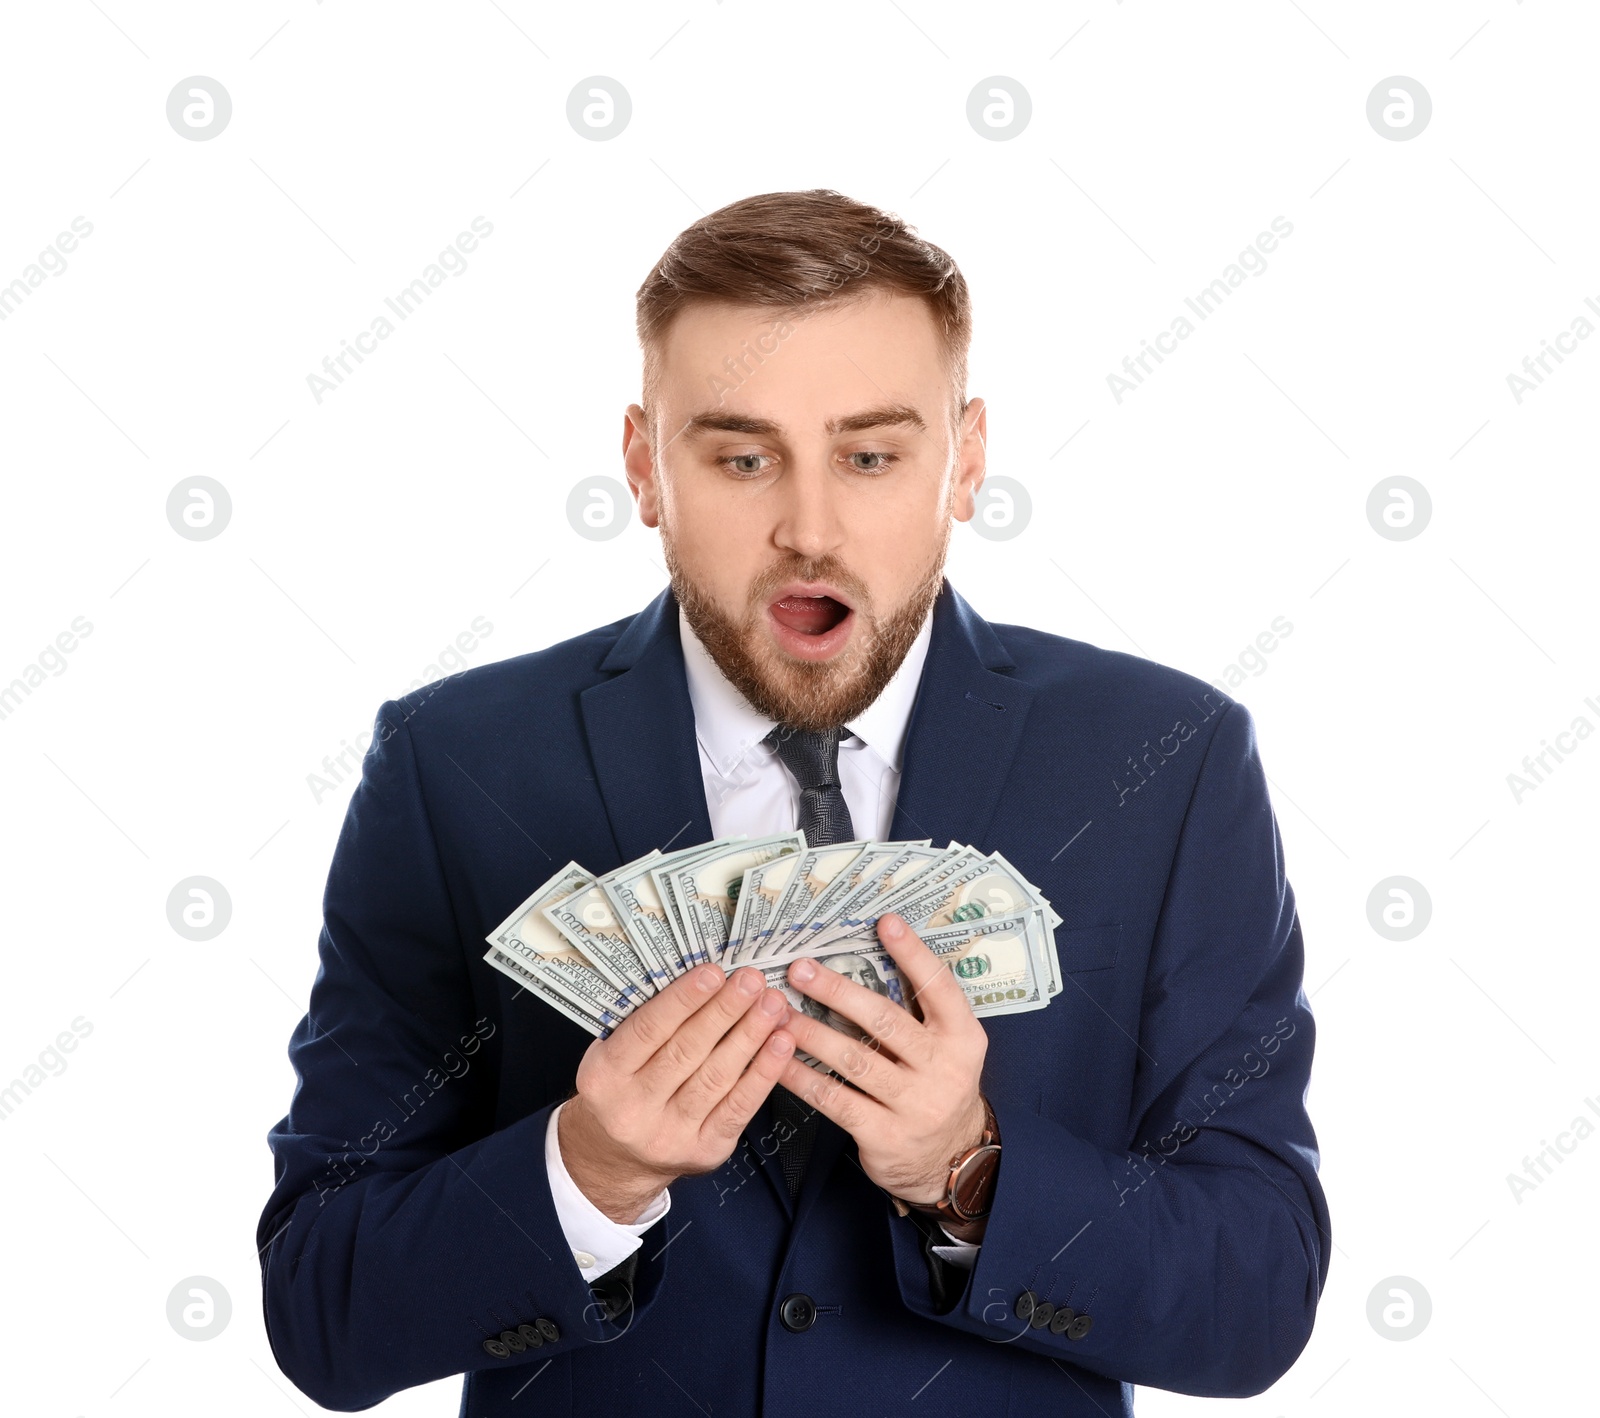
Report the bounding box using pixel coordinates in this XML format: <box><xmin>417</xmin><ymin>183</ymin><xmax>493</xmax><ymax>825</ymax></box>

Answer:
<box><xmin>1054</xmin><ymin>921</ymin><xmax>1121</xmax><ymax>973</ymax></box>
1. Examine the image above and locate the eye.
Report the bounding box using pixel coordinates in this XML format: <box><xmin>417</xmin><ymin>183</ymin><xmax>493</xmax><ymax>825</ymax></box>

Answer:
<box><xmin>715</xmin><ymin>453</ymin><xmax>773</xmax><ymax>477</ymax></box>
<box><xmin>845</xmin><ymin>451</ymin><xmax>898</xmax><ymax>474</ymax></box>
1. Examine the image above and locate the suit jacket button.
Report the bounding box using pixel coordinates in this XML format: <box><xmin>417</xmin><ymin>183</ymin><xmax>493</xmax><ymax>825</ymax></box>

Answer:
<box><xmin>779</xmin><ymin>1293</ymin><xmax>817</xmax><ymax>1332</ymax></box>
<box><xmin>1050</xmin><ymin>1306</ymin><xmax>1076</xmax><ymax>1335</ymax></box>
<box><xmin>536</xmin><ymin>1317</ymin><xmax>560</xmax><ymax>1344</ymax></box>
<box><xmin>1067</xmin><ymin>1313</ymin><xmax>1094</xmax><ymax>1341</ymax></box>
<box><xmin>1029</xmin><ymin>1299</ymin><xmax>1055</xmax><ymax>1329</ymax></box>
<box><xmin>499</xmin><ymin>1329</ymin><xmax>526</xmax><ymax>1353</ymax></box>
<box><xmin>1014</xmin><ymin>1289</ymin><xmax>1038</xmax><ymax>1322</ymax></box>
<box><xmin>482</xmin><ymin>1338</ymin><xmax>511</xmax><ymax>1359</ymax></box>
<box><xmin>516</xmin><ymin>1323</ymin><xmax>543</xmax><ymax>1348</ymax></box>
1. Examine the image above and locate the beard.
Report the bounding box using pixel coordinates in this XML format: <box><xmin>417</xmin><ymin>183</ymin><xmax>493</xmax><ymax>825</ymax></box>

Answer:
<box><xmin>663</xmin><ymin>521</ymin><xmax>949</xmax><ymax>735</ymax></box>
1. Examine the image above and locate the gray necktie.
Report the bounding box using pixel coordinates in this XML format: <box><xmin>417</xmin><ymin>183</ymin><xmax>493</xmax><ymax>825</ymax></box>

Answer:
<box><xmin>763</xmin><ymin>724</ymin><xmax>856</xmax><ymax>1201</ymax></box>
<box><xmin>765</xmin><ymin>724</ymin><xmax>856</xmax><ymax>850</ymax></box>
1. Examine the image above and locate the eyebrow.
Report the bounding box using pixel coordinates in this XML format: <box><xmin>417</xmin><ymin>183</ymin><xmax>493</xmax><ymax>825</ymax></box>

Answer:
<box><xmin>676</xmin><ymin>402</ymin><xmax>928</xmax><ymax>441</ymax></box>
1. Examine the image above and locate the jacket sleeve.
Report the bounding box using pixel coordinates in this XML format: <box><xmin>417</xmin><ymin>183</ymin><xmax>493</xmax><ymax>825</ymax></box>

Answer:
<box><xmin>886</xmin><ymin>699</ymin><xmax>1331</xmax><ymax>1398</ymax></box>
<box><xmin>255</xmin><ymin>699</ymin><xmax>665</xmax><ymax>1412</ymax></box>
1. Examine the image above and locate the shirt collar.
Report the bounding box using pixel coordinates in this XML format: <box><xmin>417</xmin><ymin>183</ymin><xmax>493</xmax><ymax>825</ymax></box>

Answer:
<box><xmin>678</xmin><ymin>602</ymin><xmax>933</xmax><ymax>778</ymax></box>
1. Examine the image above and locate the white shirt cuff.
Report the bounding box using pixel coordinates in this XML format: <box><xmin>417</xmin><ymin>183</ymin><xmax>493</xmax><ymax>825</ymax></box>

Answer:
<box><xmin>930</xmin><ymin>1224</ymin><xmax>981</xmax><ymax>1270</ymax></box>
<box><xmin>545</xmin><ymin>1099</ymin><xmax>671</xmax><ymax>1283</ymax></box>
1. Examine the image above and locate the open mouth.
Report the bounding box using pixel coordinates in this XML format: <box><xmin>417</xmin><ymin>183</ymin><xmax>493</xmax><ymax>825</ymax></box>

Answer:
<box><xmin>769</xmin><ymin>594</ymin><xmax>851</xmax><ymax>637</ymax></box>
<box><xmin>765</xmin><ymin>586</ymin><xmax>857</xmax><ymax>660</ymax></box>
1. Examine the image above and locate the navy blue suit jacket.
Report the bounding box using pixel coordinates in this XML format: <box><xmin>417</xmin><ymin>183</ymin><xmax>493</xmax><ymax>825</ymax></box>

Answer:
<box><xmin>258</xmin><ymin>580</ymin><xmax>1330</xmax><ymax>1415</ymax></box>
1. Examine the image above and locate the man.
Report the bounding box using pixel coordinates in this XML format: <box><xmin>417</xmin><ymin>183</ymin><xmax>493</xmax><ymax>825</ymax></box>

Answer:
<box><xmin>258</xmin><ymin>189</ymin><xmax>1330</xmax><ymax>1416</ymax></box>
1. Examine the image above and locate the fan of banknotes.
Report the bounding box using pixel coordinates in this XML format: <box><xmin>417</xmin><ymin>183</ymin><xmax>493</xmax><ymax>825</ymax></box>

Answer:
<box><xmin>484</xmin><ymin>835</ymin><xmax>1063</xmax><ymax>1065</ymax></box>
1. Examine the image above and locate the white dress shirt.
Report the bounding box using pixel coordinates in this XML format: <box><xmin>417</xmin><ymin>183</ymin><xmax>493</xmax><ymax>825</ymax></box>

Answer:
<box><xmin>545</xmin><ymin>602</ymin><xmax>980</xmax><ymax>1280</ymax></box>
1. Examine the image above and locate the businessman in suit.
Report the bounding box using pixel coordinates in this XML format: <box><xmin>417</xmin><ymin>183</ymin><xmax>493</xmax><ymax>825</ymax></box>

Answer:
<box><xmin>258</xmin><ymin>190</ymin><xmax>1330</xmax><ymax>1415</ymax></box>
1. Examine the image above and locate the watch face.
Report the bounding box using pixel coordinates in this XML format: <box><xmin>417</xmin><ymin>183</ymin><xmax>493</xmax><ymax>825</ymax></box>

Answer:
<box><xmin>951</xmin><ymin>1144</ymin><xmax>1001</xmax><ymax>1218</ymax></box>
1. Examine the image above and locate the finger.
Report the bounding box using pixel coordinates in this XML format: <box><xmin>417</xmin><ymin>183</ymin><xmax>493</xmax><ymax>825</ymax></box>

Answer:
<box><xmin>601</xmin><ymin>962</ymin><xmax>727</xmax><ymax>1074</ymax></box>
<box><xmin>774</xmin><ymin>1056</ymin><xmax>891</xmax><ymax>1137</ymax></box>
<box><xmin>874</xmin><ymin>913</ymin><xmax>974</xmax><ymax>1031</ymax></box>
<box><xmin>699</xmin><ymin>1025</ymin><xmax>796</xmax><ymax>1147</ymax></box>
<box><xmin>781</xmin><ymin>1009</ymin><xmax>907</xmax><ymax>1107</ymax></box>
<box><xmin>784</xmin><ymin>952</ymin><xmax>927</xmax><ymax>1063</ymax></box>
<box><xmin>670</xmin><ymin>987</ymin><xmax>791</xmax><ymax>1123</ymax></box>
<box><xmin>635</xmin><ymin>966</ymin><xmax>773</xmax><ymax>1098</ymax></box>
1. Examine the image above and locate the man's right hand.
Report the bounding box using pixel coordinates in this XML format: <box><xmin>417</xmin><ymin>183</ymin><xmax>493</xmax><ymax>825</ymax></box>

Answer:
<box><xmin>558</xmin><ymin>963</ymin><xmax>795</xmax><ymax>1222</ymax></box>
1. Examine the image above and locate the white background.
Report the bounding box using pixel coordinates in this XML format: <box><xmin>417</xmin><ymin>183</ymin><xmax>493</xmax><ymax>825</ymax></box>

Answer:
<box><xmin>1</xmin><ymin>2</ymin><xmax>1594</xmax><ymax>1414</ymax></box>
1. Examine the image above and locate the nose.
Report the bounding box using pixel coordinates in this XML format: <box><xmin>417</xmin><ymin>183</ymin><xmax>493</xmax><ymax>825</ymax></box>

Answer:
<box><xmin>771</xmin><ymin>455</ymin><xmax>846</xmax><ymax>561</ymax></box>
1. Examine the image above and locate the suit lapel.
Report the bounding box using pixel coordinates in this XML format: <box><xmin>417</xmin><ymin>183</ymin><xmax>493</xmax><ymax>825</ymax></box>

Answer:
<box><xmin>889</xmin><ymin>580</ymin><xmax>1034</xmax><ymax>851</ymax></box>
<box><xmin>579</xmin><ymin>588</ymin><xmax>714</xmax><ymax>866</ymax></box>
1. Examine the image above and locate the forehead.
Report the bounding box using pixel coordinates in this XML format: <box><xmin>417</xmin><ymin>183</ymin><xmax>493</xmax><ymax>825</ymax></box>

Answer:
<box><xmin>655</xmin><ymin>292</ymin><xmax>950</xmax><ymax>415</ymax></box>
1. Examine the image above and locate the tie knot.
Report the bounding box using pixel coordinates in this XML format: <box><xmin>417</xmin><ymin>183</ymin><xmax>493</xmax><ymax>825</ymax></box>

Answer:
<box><xmin>764</xmin><ymin>724</ymin><xmax>849</xmax><ymax>791</ymax></box>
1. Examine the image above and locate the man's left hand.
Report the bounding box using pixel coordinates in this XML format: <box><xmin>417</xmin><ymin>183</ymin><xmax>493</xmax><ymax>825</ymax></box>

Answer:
<box><xmin>776</xmin><ymin>912</ymin><xmax>988</xmax><ymax>1207</ymax></box>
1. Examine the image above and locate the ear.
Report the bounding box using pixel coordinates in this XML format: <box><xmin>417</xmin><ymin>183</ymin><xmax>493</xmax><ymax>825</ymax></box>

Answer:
<box><xmin>950</xmin><ymin>396</ymin><xmax>987</xmax><ymax>523</ymax></box>
<box><xmin>623</xmin><ymin>404</ymin><xmax>661</xmax><ymax>528</ymax></box>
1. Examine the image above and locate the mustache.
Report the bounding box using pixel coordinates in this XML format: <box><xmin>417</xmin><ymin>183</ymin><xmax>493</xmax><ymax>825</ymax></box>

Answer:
<box><xmin>746</xmin><ymin>557</ymin><xmax>871</xmax><ymax>611</ymax></box>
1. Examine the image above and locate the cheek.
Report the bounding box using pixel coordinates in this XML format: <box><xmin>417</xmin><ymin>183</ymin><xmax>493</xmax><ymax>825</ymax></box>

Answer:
<box><xmin>665</xmin><ymin>482</ymin><xmax>761</xmax><ymax>574</ymax></box>
<box><xmin>855</xmin><ymin>499</ymin><xmax>945</xmax><ymax>592</ymax></box>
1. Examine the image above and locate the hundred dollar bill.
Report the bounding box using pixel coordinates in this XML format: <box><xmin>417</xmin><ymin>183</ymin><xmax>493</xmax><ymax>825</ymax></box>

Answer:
<box><xmin>809</xmin><ymin>848</ymin><xmax>1052</xmax><ymax>953</ymax></box>
<box><xmin>797</xmin><ymin>843</ymin><xmax>953</xmax><ymax>953</ymax></box>
<box><xmin>482</xmin><ymin>946</ymin><xmax>619</xmax><ymax>1037</ymax></box>
<box><xmin>591</xmin><ymin>852</ymin><xmax>675</xmax><ymax>986</ymax></box>
<box><xmin>612</xmin><ymin>840</ymin><xmax>743</xmax><ymax>978</ymax></box>
<box><xmin>985</xmin><ymin>850</ymin><xmax>1061</xmax><ymax>923</ymax></box>
<box><xmin>862</xmin><ymin>844</ymin><xmax>990</xmax><ymax>929</ymax></box>
<box><xmin>543</xmin><ymin>879</ymin><xmax>659</xmax><ymax>1002</ymax></box>
<box><xmin>750</xmin><ymin>840</ymin><xmax>873</xmax><ymax>963</ymax></box>
<box><xmin>659</xmin><ymin>833</ymin><xmax>805</xmax><ymax>966</ymax></box>
<box><xmin>756</xmin><ymin>947</ymin><xmax>910</xmax><ymax>1072</ymax></box>
<box><xmin>914</xmin><ymin>909</ymin><xmax>1054</xmax><ymax>1015</ymax></box>
<box><xmin>768</xmin><ymin>842</ymin><xmax>921</xmax><ymax>957</ymax></box>
<box><xmin>485</xmin><ymin>863</ymin><xmax>635</xmax><ymax>1018</ymax></box>
<box><xmin>768</xmin><ymin>843</ymin><xmax>896</xmax><ymax>953</ymax></box>
<box><xmin>725</xmin><ymin>851</ymin><xmax>804</xmax><ymax>963</ymax></box>
<box><xmin>758</xmin><ymin>910</ymin><xmax>1053</xmax><ymax>1072</ymax></box>
<box><xmin>979</xmin><ymin>851</ymin><xmax>1062</xmax><ymax>994</ymax></box>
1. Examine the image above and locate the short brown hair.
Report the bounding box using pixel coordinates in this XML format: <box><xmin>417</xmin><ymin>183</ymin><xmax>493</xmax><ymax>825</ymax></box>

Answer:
<box><xmin>635</xmin><ymin>189</ymin><xmax>972</xmax><ymax>434</ymax></box>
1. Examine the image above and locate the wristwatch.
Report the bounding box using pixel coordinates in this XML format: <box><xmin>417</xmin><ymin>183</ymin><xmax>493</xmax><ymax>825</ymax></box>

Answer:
<box><xmin>892</xmin><ymin>1095</ymin><xmax>1001</xmax><ymax>1241</ymax></box>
